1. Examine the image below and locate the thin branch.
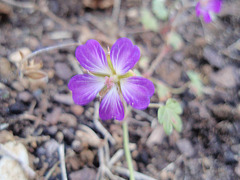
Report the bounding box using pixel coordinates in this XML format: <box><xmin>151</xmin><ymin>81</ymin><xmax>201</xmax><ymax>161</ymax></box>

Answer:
<box><xmin>58</xmin><ymin>144</ymin><xmax>67</xmax><ymax>180</ymax></box>
<box><xmin>144</xmin><ymin>45</ymin><xmax>171</xmax><ymax>77</ymax></box>
<box><xmin>112</xmin><ymin>166</ymin><xmax>157</xmax><ymax>180</ymax></box>
<box><xmin>112</xmin><ymin>0</ymin><xmax>121</xmax><ymax>22</ymax></box>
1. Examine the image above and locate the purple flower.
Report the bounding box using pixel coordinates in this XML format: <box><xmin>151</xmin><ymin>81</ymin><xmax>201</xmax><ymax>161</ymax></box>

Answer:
<box><xmin>68</xmin><ymin>38</ymin><xmax>155</xmax><ymax>120</ymax></box>
<box><xmin>196</xmin><ymin>0</ymin><xmax>222</xmax><ymax>23</ymax></box>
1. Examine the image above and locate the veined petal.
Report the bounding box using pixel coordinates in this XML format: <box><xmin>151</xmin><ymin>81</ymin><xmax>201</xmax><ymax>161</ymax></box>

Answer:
<box><xmin>75</xmin><ymin>40</ymin><xmax>111</xmax><ymax>74</ymax></box>
<box><xmin>203</xmin><ymin>12</ymin><xmax>212</xmax><ymax>23</ymax></box>
<box><xmin>195</xmin><ymin>2</ymin><xmax>201</xmax><ymax>17</ymax></box>
<box><xmin>110</xmin><ymin>38</ymin><xmax>140</xmax><ymax>75</ymax></box>
<box><xmin>208</xmin><ymin>0</ymin><xmax>221</xmax><ymax>13</ymax></box>
<box><xmin>68</xmin><ymin>74</ymin><xmax>105</xmax><ymax>105</ymax></box>
<box><xmin>99</xmin><ymin>86</ymin><xmax>124</xmax><ymax>120</ymax></box>
<box><xmin>121</xmin><ymin>77</ymin><xmax>155</xmax><ymax>110</ymax></box>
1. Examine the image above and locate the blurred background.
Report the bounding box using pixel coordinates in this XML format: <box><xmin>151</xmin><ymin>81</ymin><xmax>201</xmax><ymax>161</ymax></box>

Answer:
<box><xmin>0</xmin><ymin>0</ymin><xmax>240</xmax><ymax>179</ymax></box>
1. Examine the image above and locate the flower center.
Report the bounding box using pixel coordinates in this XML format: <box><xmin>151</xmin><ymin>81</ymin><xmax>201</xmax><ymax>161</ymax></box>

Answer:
<box><xmin>105</xmin><ymin>76</ymin><xmax>114</xmax><ymax>89</ymax></box>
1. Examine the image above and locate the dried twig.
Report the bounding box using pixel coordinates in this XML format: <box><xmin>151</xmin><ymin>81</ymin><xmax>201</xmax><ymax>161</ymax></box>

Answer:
<box><xmin>58</xmin><ymin>144</ymin><xmax>67</xmax><ymax>180</ymax></box>
<box><xmin>0</xmin><ymin>144</ymin><xmax>36</xmax><ymax>178</ymax></box>
<box><xmin>112</xmin><ymin>166</ymin><xmax>157</xmax><ymax>180</ymax></box>
<box><xmin>112</xmin><ymin>0</ymin><xmax>121</xmax><ymax>22</ymax></box>
<box><xmin>144</xmin><ymin>45</ymin><xmax>171</xmax><ymax>77</ymax></box>
<box><xmin>67</xmin><ymin>54</ymin><xmax>83</xmax><ymax>74</ymax></box>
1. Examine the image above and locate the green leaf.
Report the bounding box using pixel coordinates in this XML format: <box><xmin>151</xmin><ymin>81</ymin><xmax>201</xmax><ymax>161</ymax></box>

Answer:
<box><xmin>152</xmin><ymin>0</ymin><xmax>168</xmax><ymax>20</ymax></box>
<box><xmin>187</xmin><ymin>71</ymin><xmax>203</xmax><ymax>97</ymax></box>
<box><xmin>157</xmin><ymin>98</ymin><xmax>183</xmax><ymax>135</ymax></box>
<box><xmin>166</xmin><ymin>99</ymin><xmax>182</xmax><ymax>114</ymax></box>
<box><xmin>141</xmin><ymin>8</ymin><xmax>158</xmax><ymax>32</ymax></box>
<box><xmin>163</xmin><ymin>114</ymin><xmax>173</xmax><ymax>135</ymax></box>
<box><xmin>166</xmin><ymin>31</ymin><xmax>183</xmax><ymax>50</ymax></box>
<box><xmin>171</xmin><ymin>113</ymin><xmax>182</xmax><ymax>132</ymax></box>
<box><xmin>158</xmin><ymin>106</ymin><xmax>166</xmax><ymax>124</ymax></box>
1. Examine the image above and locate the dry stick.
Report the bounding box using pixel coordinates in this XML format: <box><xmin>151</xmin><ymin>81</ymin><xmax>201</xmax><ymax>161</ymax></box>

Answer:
<box><xmin>112</xmin><ymin>0</ymin><xmax>121</xmax><ymax>22</ymax></box>
<box><xmin>1</xmin><ymin>0</ymin><xmax>35</xmax><ymax>9</ymax></box>
<box><xmin>19</xmin><ymin>41</ymin><xmax>81</xmax><ymax>78</ymax></box>
<box><xmin>58</xmin><ymin>144</ymin><xmax>68</xmax><ymax>180</ymax></box>
<box><xmin>145</xmin><ymin>45</ymin><xmax>171</xmax><ymax>77</ymax></box>
<box><xmin>0</xmin><ymin>144</ymin><xmax>36</xmax><ymax>179</ymax></box>
<box><xmin>112</xmin><ymin>166</ymin><xmax>157</xmax><ymax>180</ymax></box>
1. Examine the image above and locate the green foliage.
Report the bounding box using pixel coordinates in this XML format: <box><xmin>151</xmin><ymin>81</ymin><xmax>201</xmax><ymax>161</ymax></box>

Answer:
<box><xmin>141</xmin><ymin>8</ymin><xmax>158</xmax><ymax>32</ymax></box>
<box><xmin>152</xmin><ymin>0</ymin><xmax>169</xmax><ymax>20</ymax></box>
<box><xmin>158</xmin><ymin>98</ymin><xmax>183</xmax><ymax>135</ymax></box>
<box><xmin>166</xmin><ymin>31</ymin><xmax>183</xmax><ymax>50</ymax></box>
<box><xmin>187</xmin><ymin>71</ymin><xmax>203</xmax><ymax>97</ymax></box>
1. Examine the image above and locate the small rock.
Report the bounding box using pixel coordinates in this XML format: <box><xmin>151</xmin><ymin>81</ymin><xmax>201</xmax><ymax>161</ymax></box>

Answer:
<box><xmin>72</xmin><ymin>140</ymin><xmax>82</xmax><ymax>152</ymax></box>
<box><xmin>68</xmin><ymin>156</ymin><xmax>81</xmax><ymax>170</ymax></box>
<box><xmin>55</xmin><ymin>62</ymin><xmax>73</xmax><ymax>80</ymax></box>
<box><xmin>9</xmin><ymin>101</ymin><xmax>26</xmax><ymax>114</ymax></box>
<box><xmin>59</xmin><ymin>113</ymin><xmax>77</xmax><ymax>127</ymax></box>
<box><xmin>0</xmin><ymin>58</ymin><xmax>15</xmax><ymax>83</ymax></box>
<box><xmin>235</xmin><ymin>161</ymin><xmax>240</xmax><ymax>177</ymax></box>
<box><xmin>44</xmin><ymin>139</ymin><xmax>59</xmax><ymax>157</ymax></box>
<box><xmin>12</xmin><ymin>81</ymin><xmax>25</xmax><ymax>91</ymax></box>
<box><xmin>176</xmin><ymin>139</ymin><xmax>195</xmax><ymax>157</ymax></box>
<box><xmin>47</xmin><ymin>126</ymin><xmax>58</xmax><ymax>136</ymax></box>
<box><xmin>210</xmin><ymin>66</ymin><xmax>237</xmax><ymax>88</ymax></box>
<box><xmin>146</xmin><ymin>125</ymin><xmax>166</xmax><ymax>147</ymax></box>
<box><xmin>62</xmin><ymin>129</ymin><xmax>75</xmax><ymax>143</ymax></box>
<box><xmin>203</xmin><ymin>46</ymin><xmax>225</xmax><ymax>68</ymax></box>
<box><xmin>0</xmin><ymin>157</ymin><xmax>28</xmax><ymax>180</ymax></box>
<box><xmin>71</xmin><ymin>105</ymin><xmax>84</xmax><ymax>116</ymax></box>
<box><xmin>53</xmin><ymin>93</ymin><xmax>74</xmax><ymax>105</ymax></box>
<box><xmin>18</xmin><ymin>91</ymin><xmax>33</xmax><ymax>102</ymax></box>
<box><xmin>46</xmin><ymin>107</ymin><xmax>62</xmax><ymax>125</ymax></box>
<box><xmin>69</xmin><ymin>167</ymin><xmax>96</xmax><ymax>180</ymax></box>
<box><xmin>80</xmin><ymin>150</ymin><xmax>95</xmax><ymax>166</ymax></box>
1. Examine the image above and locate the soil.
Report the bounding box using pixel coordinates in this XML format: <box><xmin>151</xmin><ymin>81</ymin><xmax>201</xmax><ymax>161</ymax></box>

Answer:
<box><xmin>0</xmin><ymin>0</ymin><xmax>240</xmax><ymax>180</ymax></box>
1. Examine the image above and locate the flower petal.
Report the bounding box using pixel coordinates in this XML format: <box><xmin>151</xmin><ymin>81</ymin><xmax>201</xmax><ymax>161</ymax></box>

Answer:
<box><xmin>99</xmin><ymin>86</ymin><xmax>124</xmax><ymax>120</ymax></box>
<box><xmin>195</xmin><ymin>2</ymin><xmax>201</xmax><ymax>17</ymax></box>
<box><xmin>68</xmin><ymin>74</ymin><xmax>105</xmax><ymax>105</ymax></box>
<box><xmin>121</xmin><ymin>77</ymin><xmax>155</xmax><ymax>109</ymax></box>
<box><xmin>110</xmin><ymin>38</ymin><xmax>140</xmax><ymax>75</ymax></box>
<box><xmin>75</xmin><ymin>40</ymin><xmax>111</xmax><ymax>74</ymax></box>
<box><xmin>203</xmin><ymin>12</ymin><xmax>212</xmax><ymax>23</ymax></box>
<box><xmin>209</xmin><ymin>0</ymin><xmax>221</xmax><ymax>13</ymax></box>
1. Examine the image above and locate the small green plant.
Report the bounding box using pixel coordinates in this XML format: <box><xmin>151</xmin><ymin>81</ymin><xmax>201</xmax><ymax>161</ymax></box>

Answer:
<box><xmin>152</xmin><ymin>0</ymin><xmax>169</xmax><ymax>21</ymax></box>
<box><xmin>187</xmin><ymin>71</ymin><xmax>203</xmax><ymax>97</ymax></box>
<box><xmin>158</xmin><ymin>98</ymin><xmax>183</xmax><ymax>135</ymax></box>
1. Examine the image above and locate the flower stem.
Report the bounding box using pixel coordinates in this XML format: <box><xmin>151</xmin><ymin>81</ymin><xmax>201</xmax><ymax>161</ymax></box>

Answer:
<box><xmin>148</xmin><ymin>103</ymin><xmax>163</xmax><ymax>108</ymax></box>
<box><xmin>123</xmin><ymin>121</ymin><xmax>135</xmax><ymax>180</ymax></box>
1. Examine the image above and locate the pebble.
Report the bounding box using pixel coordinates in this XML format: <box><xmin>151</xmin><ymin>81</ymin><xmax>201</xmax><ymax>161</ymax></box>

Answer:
<box><xmin>146</xmin><ymin>125</ymin><xmax>166</xmax><ymax>147</ymax></box>
<box><xmin>176</xmin><ymin>138</ymin><xmax>195</xmax><ymax>157</ymax></box>
<box><xmin>203</xmin><ymin>46</ymin><xmax>225</xmax><ymax>68</ymax></box>
<box><xmin>44</xmin><ymin>139</ymin><xmax>59</xmax><ymax>157</ymax></box>
<box><xmin>53</xmin><ymin>93</ymin><xmax>74</xmax><ymax>105</ymax></box>
<box><xmin>0</xmin><ymin>58</ymin><xmax>15</xmax><ymax>83</ymax></box>
<box><xmin>210</xmin><ymin>66</ymin><xmax>237</xmax><ymax>88</ymax></box>
<box><xmin>70</xmin><ymin>105</ymin><xmax>84</xmax><ymax>116</ymax></box>
<box><xmin>9</xmin><ymin>101</ymin><xmax>26</xmax><ymax>114</ymax></box>
<box><xmin>46</xmin><ymin>107</ymin><xmax>62</xmax><ymax>125</ymax></box>
<box><xmin>71</xmin><ymin>140</ymin><xmax>82</xmax><ymax>152</ymax></box>
<box><xmin>18</xmin><ymin>91</ymin><xmax>33</xmax><ymax>102</ymax></box>
<box><xmin>12</xmin><ymin>81</ymin><xmax>25</xmax><ymax>91</ymax></box>
<box><xmin>55</xmin><ymin>62</ymin><xmax>73</xmax><ymax>80</ymax></box>
<box><xmin>69</xmin><ymin>167</ymin><xmax>96</xmax><ymax>180</ymax></box>
<box><xmin>59</xmin><ymin>113</ymin><xmax>77</xmax><ymax>127</ymax></box>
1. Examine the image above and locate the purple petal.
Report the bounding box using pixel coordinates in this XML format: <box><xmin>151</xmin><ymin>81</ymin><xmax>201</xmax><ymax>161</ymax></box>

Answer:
<box><xmin>208</xmin><ymin>0</ymin><xmax>221</xmax><ymax>13</ymax></box>
<box><xmin>195</xmin><ymin>2</ymin><xmax>201</xmax><ymax>17</ymax></box>
<box><xmin>203</xmin><ymin>12</ymin><xmax>212</xmax><ymax>23</ymax></box>
<box><xmin>121</xmin><ymin>77</ymin><xmax>155</xmax><ymax>110</ymax></box>
<box><xmin>75</xmin><ymin>40</ymin><xmax>111</xmax><ymax>74</ymax></box>
<box><xmin>110</xmin><ymin>38</ymin><xmax>140</xmax><ymax>75</ymax></box>
<box><xmin>99</xmin><ymin>86</ymin><xmax>124</xmax><ymax>120</ymax></box>
<box><xmin>68</xmin><ymin>74</ymin><xmax>105</xmax><ymax>105</ymax></box>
